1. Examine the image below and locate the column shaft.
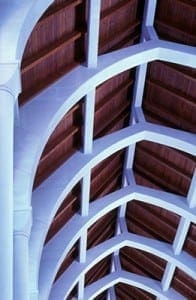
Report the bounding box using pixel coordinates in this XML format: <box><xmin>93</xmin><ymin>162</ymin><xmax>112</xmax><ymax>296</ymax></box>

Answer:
<box><xmin>0</xmin><ymin>90</ymin><xmax>14</xmax><ymax>300</ymax></box>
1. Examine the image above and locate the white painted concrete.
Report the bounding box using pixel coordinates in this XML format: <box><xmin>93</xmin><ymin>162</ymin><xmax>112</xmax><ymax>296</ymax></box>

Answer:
<box><xmin>0</xmin><ymin>1</ymin><xmax>195</xmax><ymax>299</ymax></box>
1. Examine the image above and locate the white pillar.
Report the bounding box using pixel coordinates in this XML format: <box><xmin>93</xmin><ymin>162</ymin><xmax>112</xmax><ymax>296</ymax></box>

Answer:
<box><xmin>14</xmin><ymin>208</ymin><xmax>32</xmax><ymax>300</ymax></box>
<box><xmin>0</xmin><ymin>89</ymin><xmax>14</xmax><ymax>300</ymax></box>
<box><xmin>0</xmin><ymin>63</ymin><xmax>23</xmax><ymax>299</ymax></box>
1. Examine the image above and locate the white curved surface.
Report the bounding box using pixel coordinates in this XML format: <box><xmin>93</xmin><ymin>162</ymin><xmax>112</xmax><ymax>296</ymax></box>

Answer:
<box><xmin>2</xmin><ymin>2</ymin><xmax>194</xmax><ymax>298</ymax></box>
<box><xmin>29</xmin><ymin>121</ymin><xmax>196</xmax><ymax>296</ymax></box>
<box><xmin>14</xmin><ymin>40</ymin><xmax>196</xmax><ymax>209</ymax></box>
<box><xmin>83</xmin><ymin>271</ymin><xmax>185</xmax><ymax>300</ymax></box>
<box><xmin>0</xmin><ymin>1</ymin><xmax>53</xmax><ymax>62</ymax></box>
<box><xmin>39</xmin><ymin>184</ymin><xmax>196</xmax><ymax>299</ymax></box>
<box><xmin>48</xmin><ymin>233</ymin><xmax>195</xmax><ymax>299</ymax></box>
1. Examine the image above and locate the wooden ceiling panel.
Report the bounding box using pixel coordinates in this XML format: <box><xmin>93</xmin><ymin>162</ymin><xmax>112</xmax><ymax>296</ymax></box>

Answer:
<box><xmin>126</xmin><ymin>200</ymin><xmax>180</xmax><ymax>244</ymax></box>
<box><xmin>90</xmin><ymin>150</ymin><xmax>124</xmax><ymax>201</ymax></box>
<box><xmin>20</xmin><ymin>0</ymin><xmax>86</xmax><ymax>104</ymax></box>
<box><xmin>45</xmin><ymin>183</ymin><xmax>81</xmax><ymax>243</ymax></box>
<box><xmin>144</xmin><ymin>61</ymin><xmax>196</xmax><ymax>133</ymax></box>
<box><xmin>99</xmin><ymin>0</ymin><xmax>144</xmax><ymax>53</ymax></box>
<box><xmin>67</xmin><ymin>285</ymin><xmax>78</xmax><ymax>300</ymax></box>
<box><xmin>94</xmin><ymin>70</ymin><xmax>134</xmax><ymax>139</ymax></box>
<box><xmin>115</xmin><ymin>283</ymin><xmax>156</xmax><ymax>300</ymax></box>
<box><xmin>171</xmin><ymin>268</ymin><xmax>196</xmax><ymax>299</ymax></box>
<box><xmin>54</xmin><ymin>240</ymin><xmax>79</xmax><ymax>282</ymax></box>
<box><xmin>133</xmin><ymin>141</ymin><xmax>195</xmax><ymax>196</ymax></box>
<box><xmin>19</xmin><ymin>0</ymin><xmax>196</xmax><ymax>298</ymax></box>
<box><xmin>120</xmin><ymin>247</ymin><xmax>166</xmax><ymax>280</ymax></box>
<box><xmin>85</xmin><ymin>255</ymin><xmax>112</xmax><ymax>287</ymax></box>
<box><xmin>87</xmin><ymin>209</ymin><xmax>117</xmax><ymax>250</ymax></box>
<box><xmin>34</xmin><ymin>101</ymin><xmax>83</xmax><ymax>188</ymax></box>
<box><xmin>183</xmin><ymin>222</ymin><xmax>196</xmax><ymax>257</ymax></box>
<box><xmin>155</xmin><ymin>0</ymin><xmax>196</xmax><ymax>46</ymax></box>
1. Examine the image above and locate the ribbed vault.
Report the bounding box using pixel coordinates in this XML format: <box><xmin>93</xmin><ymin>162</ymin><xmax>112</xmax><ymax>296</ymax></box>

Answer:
<box><xmin>10</xmin><ymin>0</ymin><xmax>196</xmax><ymax>299</ymax></box>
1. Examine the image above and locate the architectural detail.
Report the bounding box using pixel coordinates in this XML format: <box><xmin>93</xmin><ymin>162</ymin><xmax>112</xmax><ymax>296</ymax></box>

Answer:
<box><xmin>0</xmin><ymin>0</ymin><xmax>195</xmax><ymax>299</ymax></box>
<box><xmin>0</xmin><ymin>62</ymin><xmax>21</xmax><ymax>300</ymax></box>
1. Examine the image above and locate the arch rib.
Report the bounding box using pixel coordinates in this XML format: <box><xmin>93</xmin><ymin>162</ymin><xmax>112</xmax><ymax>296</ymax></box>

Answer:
<box><xmin>83</xmin><ymin>271</ymin><xmax>185</xmax><ymax>300</ymax></box>
<box><xmin>3</xmin><ymin>1</ymin><xmax>195</xmax><ymax>299</ymax></box>
<box><xmin>48</xmin><ymin>233</ymin><xmax>195</xmax><ymax>299</ymax></box>
<box><xmin>39</xmin><ymin>184</ymin><xmax>196</xmax><ymax>299</ymax></box>
<box><xmin>15</xmin><ymin>40</ymin><xmax>196</xmax><ymax>209</ymax></box>
<box><xmin>29</xmin><ymin>122</ymin><xmax>196</xmax><ymax>296</ymax></box>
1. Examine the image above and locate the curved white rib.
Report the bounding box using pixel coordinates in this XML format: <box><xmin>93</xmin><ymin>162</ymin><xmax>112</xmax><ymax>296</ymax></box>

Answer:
<box><xmin>4</xmin><ymin>1</ymin><xmax>195</xmax><ymax>299</ymax></box>
<box><xmin>39</xmin><ymin>184</ymin><xmax>196</xmax><ymax>299</ymax></box>
<box><xmin>29</xmin><ymin>122</ymin><xmax>196</xmax><ymax>294</ymax></box>
<box><xmin>48</xmin><ymin>233</ymin><xmax>195</xmax><ymax>299</ymax></box>
<box><xmin>0</xmin><ymin>1</ymin><xmax>53</xmax><ymax>62</ymax></box>
<box><xmin>14</xmin><ymin>41</ymin><xmax>196</xmax><ymax>209</ymax></box>
<box><xmin>83</xmin><ymin>271</ymin><xmax>185</xmax><ymax>300</ymax></box>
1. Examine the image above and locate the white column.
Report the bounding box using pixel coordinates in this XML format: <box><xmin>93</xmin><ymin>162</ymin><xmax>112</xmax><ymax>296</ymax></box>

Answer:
<box><xmin>14</xmin><ymin>208</ymin><xmax>32</xmax><ymax>300</ymax></box>
<box><xmin>0</xmin><ymin>89</ymin><xmax>14</xmax><ymax>300</ymax></box>
<box><xmin>0</xmin><ymin>63</ymin><xmax>25</xmax><ymax>299</ymax></box>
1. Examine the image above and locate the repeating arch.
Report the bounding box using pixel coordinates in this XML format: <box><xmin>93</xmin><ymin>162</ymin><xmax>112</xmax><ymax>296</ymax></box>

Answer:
<box><xmin>48</xmin><ymin>232</ymin><xmax>195</xmax><ymax>299</ymax></box>
<box><xmin>0</xmin><ymin>1</ymin><xmax>54</xmax><ymax>62</ymax></box>
<box><xmin>29</xmin><ymin>121</ymin><xmax>196</xmax><ymax>296</ymax></box>
<box><xmin>8</xmin><ymin>1</ymin><xmax>195</xmax><ymax>299</ymax></box>
<box><xmin>39</xmin><ymin>184</ymin><xmax>196</xmax><ymax>299</ymax></box>
<box><xmin>15</xmin><ymin>40</ymin><xmax>196</xmax><ymax>208</ymax></box>
<box><xmin>83</xmin><ymin>271</ymin><xmax>185</xmax><ymax>300</ymax></box>
<box><xmin>19</xmin><ymin>1</ymin><xmax>54</xmax><ymax>61</ymax></box>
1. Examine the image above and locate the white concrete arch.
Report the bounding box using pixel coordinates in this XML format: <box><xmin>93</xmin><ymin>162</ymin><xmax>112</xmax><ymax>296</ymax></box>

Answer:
<box><xmin>29</xmin><ymin>121</ymin><xmax>196</xmax><ymax>296</ymax></box>
<box><xmin>14</xmin><ymin>40</ymin><xmax>196</xmax><ymax>209</ymax></box>
<box><xmin>0</xmin><ymin>3</ymin><xmax>55</xmax><ymax>299</ymax></box>
<box><xmin>1</xmin><ymin>1</ymin><xmax>195</xmax><ymax>299</ymax></box>
<box><xmin>48</xmin><ymin>232</ymin><xmax>195</xmax><ymax>299</ymax></box>
<box><xmin>15</xmin><ymin>41</ymin><xmax>159</xmax><ymax>209</ymax></box>
<box><xmin>16</xmin><ymin>0</ymin><xmax>54</xmax><ymax>61</ymax></box>
<box><xmin>0</xmin><ymin>1</ymin><xmax>54</xmax><ymax>62</ymax></box>
<box><xmin>83</xmin><ymin>271</ymin><xmax>185</xmax><ymax>300</ymax></box>
<box><xmin>39</xmin><ymin>184</ymin><xmax>196</xmax><ymax>299</ymax></box>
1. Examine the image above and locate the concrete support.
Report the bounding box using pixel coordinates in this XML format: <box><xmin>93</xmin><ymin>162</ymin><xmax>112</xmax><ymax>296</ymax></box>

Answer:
<box><xmin>14</xmin><ymin>208</ymin><xmax>32</xmax><ymax>300</ymax></box>
<box><xmin>0</xmin><ymin>63</ymin><xmax>22</xmax><ymax>299</ymax></box>
<box><xmin>0</xmin><ymin>89</ymin><xmax>14</xmax><ymax>300</ymax></box>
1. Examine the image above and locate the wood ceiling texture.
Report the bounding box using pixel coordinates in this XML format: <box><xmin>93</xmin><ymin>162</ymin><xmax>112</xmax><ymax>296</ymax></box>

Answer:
<box><xmin>20</xmin><ymin>0</ymin><xmax>195</xmax><ymax>299</ymax></box>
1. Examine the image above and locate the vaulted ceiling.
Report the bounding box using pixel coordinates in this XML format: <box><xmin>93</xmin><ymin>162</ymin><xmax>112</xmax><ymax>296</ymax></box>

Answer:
<box><xmin>19</xmin><ymin>0</ymin><xmax>195</xmax><ymax>299</ymax></box>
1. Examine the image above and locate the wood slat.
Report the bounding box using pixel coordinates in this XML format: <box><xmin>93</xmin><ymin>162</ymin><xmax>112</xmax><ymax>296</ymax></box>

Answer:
<box><xmin>183</xmin><ymin>223</ymin><xmax>196</xmax><ymax>257</ymax></box>
<box><xmin>85</xmin><ymin>256</ymin><xmax>111</xmax><ymax>286</ymax></box>
<box><xmin>21</xmin><ymin>31</ymin><xmax>83</xmax><ymax>74</ymax></box>
<box><xmin>19</xmin><ymin>0</ymin><xmax>196</xmax><ymax>298</ymax></box>
<box><xmin>177</xmin><ymin>0</ymin><xmax>196</xmax><ymax>8</ymax></box>
<box><xmin>120</xmin><ymin>247</ymin><xmax>166</xmax><ymax>280</ymax></box>
<box><xmin>20</xmin><ymin>61</ymin><xmax>81</xmax><ymax>105</ymax></box>
<box><xmin>55</xmin><ymin>241</ymin><xmax>78</xmax><ymax>281</ymax></box>
<box><xmin>146</xmin><ymin>78</ymin><xmax>196</xmax><ymax>108</ymax></box>
<box><xmin>172</xmin><ymin>268</ymin><xmax>196</xmax><ymax>299</ymax></box>
<box><xmin>155</xmin><ymin>20</ymin><xmax>196</xmax><ymax>45</ymax></box>
<box><xmin>39</xmin><ymin>0</ymin><xmax>83</xmax><ymax>22</ymax></box>
<box><xmin>99</xmin><ymin>0</ymin><xmax>143</xmax><ymax>54</ymax></box>
<box><xmin>101</xmin><ymin>0</ymin><xmax>136</xmax><ymax>20</ymax></box>
<box><xmin>87</xmin><ymin>210</ymin><xmax>117</xmax><ymax>249</ymax></box>
<box><xmin>116</xmin><ymin>283</ymin><xmax>156</xmax><ymax>300</ymax></box>
<box><xmin>149</xmin><ymin>61</ymin><xmax>196</xmax><ymax>85</ymax></box>
<box><xmin>126</xmin><ymin>202</ymin><xmax>178</xmax><ymax>243</ymax></box>
<box><xmin>99</xmin><ymin>20</ymin><xmax>140</xmax><ymax>54</ymax></box>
